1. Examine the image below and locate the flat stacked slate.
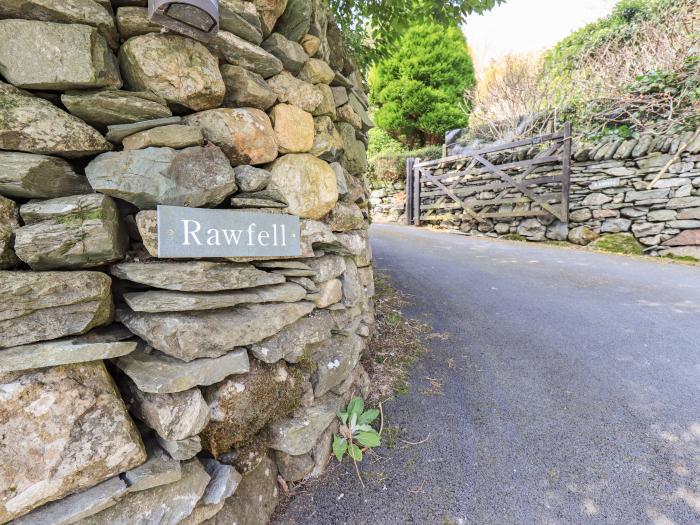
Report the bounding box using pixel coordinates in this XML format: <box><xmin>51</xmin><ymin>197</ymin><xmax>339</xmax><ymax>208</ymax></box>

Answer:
<box><xmin>0</xmin><ymin>1</ymin><xmax>374</xmax><ymax>523</ymax></box>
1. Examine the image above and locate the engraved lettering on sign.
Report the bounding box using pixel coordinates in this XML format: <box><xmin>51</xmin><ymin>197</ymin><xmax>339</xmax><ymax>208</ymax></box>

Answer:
<box><xmin>157</xmin><ymin>206</ymin><xmax>301</xmax><ymax>258</ymax></box>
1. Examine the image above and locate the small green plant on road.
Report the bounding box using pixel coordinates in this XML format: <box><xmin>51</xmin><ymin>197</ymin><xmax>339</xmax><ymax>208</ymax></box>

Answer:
<box><xmin>333</xmin><ymin>397</ymin><xmax>381</xmax><ymax>464</ymax></box>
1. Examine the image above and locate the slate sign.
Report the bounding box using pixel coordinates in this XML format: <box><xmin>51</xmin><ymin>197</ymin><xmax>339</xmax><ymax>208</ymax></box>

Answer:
<box><xmin>157</xmin><ymin>205</ymin><xmax>301</xmax><ymax>258</ymax></box>
<box><xmin>589</xmin><ymin>178</ymin><xmax>621</xmax><ymax>190</ymax></box>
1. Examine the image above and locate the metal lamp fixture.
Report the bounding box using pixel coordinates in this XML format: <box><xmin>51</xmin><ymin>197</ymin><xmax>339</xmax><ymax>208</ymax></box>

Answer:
<box><xmin>148</xmin><ymin>0</ymin><xmax>219</xmax><ymax>43</ymax></box>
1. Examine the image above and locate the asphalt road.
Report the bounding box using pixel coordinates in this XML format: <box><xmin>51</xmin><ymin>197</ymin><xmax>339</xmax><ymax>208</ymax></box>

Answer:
<box><xmin>274</xmin><ymin>224</ymin><xmax>700</xmax><ymax>525</ymax></box>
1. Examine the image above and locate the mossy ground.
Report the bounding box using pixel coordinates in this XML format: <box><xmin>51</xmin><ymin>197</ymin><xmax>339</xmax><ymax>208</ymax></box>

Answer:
<box><xmin>501</xmin><ymin>233</ymin><xmax>527</xmax><ymax>242</ymax></box>
<box><xmin>660</xmin><ymin>253</ymin><xmax>699</xmax><ymax>264</ymax></box>
<box><xmin>589</xmin><ymin>233</ymin><xmax>645</xmax><ymax>256</ymax></box>
<box><xmin>362</xmin><ymin>272</ymin><xmax>431</xmax><ymax>403</ymax></box>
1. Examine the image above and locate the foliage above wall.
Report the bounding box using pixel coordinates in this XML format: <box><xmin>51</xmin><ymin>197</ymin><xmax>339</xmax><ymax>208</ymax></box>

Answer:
<box><xmin>467</xmin><ymin>0</ymin><xmax>698</xmax><ymax>142</ymax></box>
<box><xmin>542</xmin><ymin>0</ymin><xmax>698</xmax><ymax>136</ymax></box>
<box><xmin>544</xmin><ymin>0</ymin><xmax>686</xmax><ymax>80</ymax></box>
<box><xmin>369</xmin><ymin>22</ymin><xmax>475</xmax><ymax>147</ymax></box>
<box><xmin>329</xmin><ymin>0</ymin><xmax>501</xmax><ymax>71</ymax></box>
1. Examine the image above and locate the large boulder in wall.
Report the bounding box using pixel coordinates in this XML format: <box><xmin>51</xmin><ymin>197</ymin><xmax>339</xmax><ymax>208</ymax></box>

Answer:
<box><xmin>0</xmin><ymin>270</ymin><xmax>113</xmax><ymax>348</ymax></box>
<box><xmin>0</xmin><ymin>19</ymin><xmax>121</xmax><ymax>90</ymax></box>
<box><xmin>0</xmin><ymin>362</ymin><xmax>146</xmax><ymax>523</ymax></box>
<box><xmin>184</xmin><ymin>108</ymin><xmax>278</xmax><ymax>166</ymax></box>
<box><xmin>267</xmin><ymin>154</ymin><xmax>338</xmax><ymax>219</ymax></box>
<box><xmin>275</xmin><ymin>0</ymin><xmax>312</xmax><ymax>42</ymax></box>
<box><xmin>0</xmin><ymin>0</ymin><xmax>119</xmax><ymax>48</ymax></box>
<box><xmin>85</xmin><ymin>145</ymin><xmax>238</xmax><ymax>209</ymax></box>
<box><xmin>0</xmin><ymin>82</ymin><xmax>111</xmax><ymax>158</ymax></box>
<box><xmin>13</xmin><ymin>193</ymin><xmax>128</xmax><ymax>270</ymax></box>
<box><xmin>120</xmin><ymin>33</ymin><xmax>225</xmax><ymax>111</ymax></box>
<box><xmin>254</xmin><ymin>0</ymin><xmax>288</xmax><ymax>36</ymax></box>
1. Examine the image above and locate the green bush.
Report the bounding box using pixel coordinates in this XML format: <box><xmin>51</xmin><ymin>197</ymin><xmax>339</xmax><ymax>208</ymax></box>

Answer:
<box><xmin>367</xmin><ymin>127</ymin><xmax>406</xmax><ymax>159</ymax></box>
<box><xmin>369</xmin><ymin>22</ymin><xmax>475</xmax><ymax>147</ymax></box>
<box><xmin>367</xmin><ymin>144</ymin><xmax>443</xmax><ymax>187</ymax></box>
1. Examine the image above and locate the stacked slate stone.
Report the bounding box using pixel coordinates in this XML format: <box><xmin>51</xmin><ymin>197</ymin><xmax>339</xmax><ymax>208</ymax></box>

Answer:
<box><xmin>377</xmin><ymin>130</ymin><xmax>700</xmax><ymax>256</ymax></box>
<box><xmin>0</xmin><ymin>1</ymin><xmax>373</xmax><ymax>524</ymax></box>
<box><xmin>369</xmin><ymin>183</ymin><xmax>407</xmax><ymax>223</ymax></box>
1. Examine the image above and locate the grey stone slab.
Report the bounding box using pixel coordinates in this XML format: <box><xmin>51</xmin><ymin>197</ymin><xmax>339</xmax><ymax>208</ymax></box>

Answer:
<box><xmin>0</xmin><ymin>337</ymin><xmax>135</xmax><ymax>373</ymax></box>
<box><xmin>219</xmin><ymin>0</ymin><xmax>263</xmax><ymax>44</ymax></box>
<box><xmin>79</xmin><ymin>459</ymin><xmax>209</xmax><ymax>525</ymax></box>
<box><xmin>113</xmin><ymin>346</ymin><xmax>250</xmax><ymax>394</ymax></box>
<box><xmin>123</xmin><ymin>438</ymin><xmax>182</xmax><ymax>493</ymax></box>
<box><xmin>124</xmin><ymin>283</ymin><xmax>307</xmax><ymax>313</ymax></box>
<box><xmin>61</xmin><ymin>89</ymin><xmax>172</xmax><ymax>127</ymax></box>
<box><xmin>0</xmin><ymin>152</ymin><xmax>92</xmax><ymax>199</ymax></box>
<box><xmin>85</xmin><ymin>145</ymin><xmax>237</xmax><ymax>210</ymax></box>
<box><xmin>111</xmin><ymin>261</ymin><xmax>284</xmax><ymax>292</ymax></box>
<box><xmin>309</xmin><ymin>334</ymin><xmax>363</xmax><ymax>396</ymax></box>
<box><xmin>268</xmin><ymin>393</ymin><xmax>343</xmax><ymax>455</ymax></box>
<box><xmin>0</xmin><ymin>270</ymin><xmax>113</xmax><ymax>349</ymax></box>
<box><xmin>0</xmin><ymin>81</ymin><xmax>111</xmax><ymax>158</ymax></box>
<box><xmin>249</xmin><ymin>309</ymin><xmax>334</xmax><ymax>363</ymax></box>
<box><xmin>157</xmin><ymin>435</ymin><xmax>202</xmax><ymax>461</ymax></box>
<box><xmin>12</xmin><ymin>477</ymin><xmax>128</xmax><ymax>525</ymax></box>
<box><xmin>117</xmin><ymin>302</ymin><xmax>315</xmax><ymax>361</ymax></box>
<box><xmin>200</xmin><ymin>458</ymin><xmax>242</xmax><ymax>505</ymax></box>
<box><xmin>208</xmin><ymin>30</ymin><xmax>283</xmax><ymax>78</ymax></box>
<box><xmin>105</xmin><ymin>116</ymin><xmax>183</xmax><ymax>143</ymax></box>
<box><xmin>262</xmin><ymin>32</ymin><xmax>308</xmax><ymax>74</ymax></box>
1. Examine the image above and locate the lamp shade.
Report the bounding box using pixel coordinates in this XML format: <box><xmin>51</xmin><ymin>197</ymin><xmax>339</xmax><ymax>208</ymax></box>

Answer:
<box><xmin>148</xmin><ymin>0</ymin><xmax>219</xmax><ymax>42</ymax></box>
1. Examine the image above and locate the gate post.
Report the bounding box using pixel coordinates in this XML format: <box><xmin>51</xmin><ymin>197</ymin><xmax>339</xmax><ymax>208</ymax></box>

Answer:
<box><xmin>405</xmin><ymin>157</ymin><xmax>414</xmax><ymax>225</ymax></box>
<box><xmin>412</xmin><ymin>159</ymin><xmax>421</xmax><ymax>226</ymax></box>
<box><xmin>561</xmin><ymin>122</ymin><xmax>572</xmax><ymax>225</ymax></box>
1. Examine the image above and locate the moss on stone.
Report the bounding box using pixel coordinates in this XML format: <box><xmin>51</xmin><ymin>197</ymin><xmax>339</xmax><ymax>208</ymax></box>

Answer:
<box><xmin>295</xmin><ymin>347</ymin><xmax>317</xmax><ymax>374</ymax></box>
<box><xmin>200</xmin><ymin>360</ymin><xmax>306</xmax><ymax>457</ymax></box>
<box><xmin>589</xmin><ymin>233</ymin><xmax>644</xmax><ymax>256</ymax></box>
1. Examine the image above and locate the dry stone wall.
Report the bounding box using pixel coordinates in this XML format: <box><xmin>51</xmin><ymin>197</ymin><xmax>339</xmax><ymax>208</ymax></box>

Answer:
<box><xmin>0</xmin><ymin>1</ymin><xmax>373</xmax><ymax>524</ymax></box>
<box><xmin>371</xmin><ymin>131</ymin><xmax>700</xmax><ymax>258</ymax></box>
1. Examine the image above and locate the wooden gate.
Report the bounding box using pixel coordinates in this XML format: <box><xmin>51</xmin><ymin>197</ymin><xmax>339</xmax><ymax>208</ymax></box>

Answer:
<box><xmin>406</xmin><ymin>123</ymin><xmax>572</xmax><ymax>226</ymax></box>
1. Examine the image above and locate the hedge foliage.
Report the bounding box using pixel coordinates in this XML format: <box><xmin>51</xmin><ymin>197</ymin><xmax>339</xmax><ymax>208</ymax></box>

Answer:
<box><xmin>544</xmin><ymin>0</ymin><xmax>688</xmax><ymax>86</ymax></box>
<box><xmin>367</xmin><ymin>127</ymin><xmax>442</xmax><ymax>186</ymax></box>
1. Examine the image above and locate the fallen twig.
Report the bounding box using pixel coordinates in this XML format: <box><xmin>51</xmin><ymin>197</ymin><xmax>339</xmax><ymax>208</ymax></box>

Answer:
<box><xmin>352</xmin><ymin>456</ymin><xmax>365</xmax><ymax>489</ymax></box>
<box><xmin>399</xmin><ymin>432</ymin><xmax>432</xmax><ymax>446</ymax></box>
<box><xmin>647</xmin><ymin>129</ymin><xmax>699</xmax><ymax>189</ymax></box>
<box><xmin>378</xmin><ymin>402</ymin><xmax>384</xmax><ymax>436</ymax></box>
